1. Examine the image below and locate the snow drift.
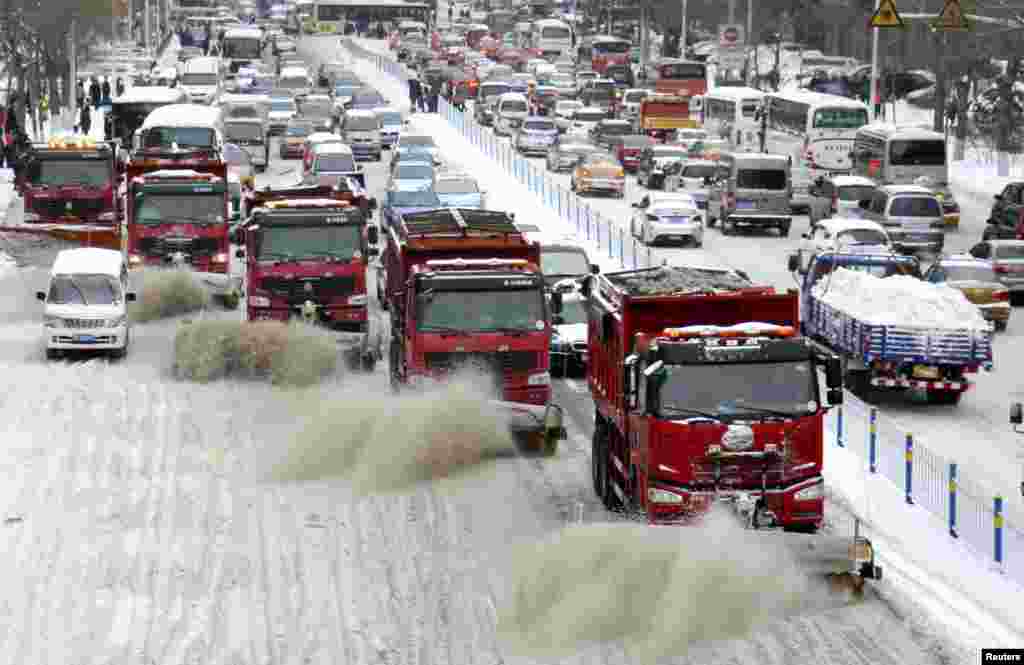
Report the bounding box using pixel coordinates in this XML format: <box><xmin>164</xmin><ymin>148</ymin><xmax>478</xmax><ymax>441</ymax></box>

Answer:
<box><xmin>811</xmin><ymin>267</ymin><xmax>990</xmax><ymax>330</ymax></box>
<box><xmin>497</xmin><ymin>513</ymin><xmax>853</xmax><ymax>659</ymax></box>
<box><xmin>264</xmin><ymin>374</ymin><xmax>515</xmax><ymax>495</ymax></box>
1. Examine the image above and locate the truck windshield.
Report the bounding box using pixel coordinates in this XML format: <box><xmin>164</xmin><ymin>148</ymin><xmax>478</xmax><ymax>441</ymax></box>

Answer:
<box><xmin>225</xmin><ymin>124</ymin><xmax>264</xmax><ymax>141</ymax></box>
<box><xmin>416</xmin><ymin>288</ymin><xmax>545</xmax><ymax>332</ymax></box>
<box><xmin>134</xmin><ymin>193</ymin><xmax>224</xmax><ymax>225</ymax></box>
<box><xmin>258</xmin><ymin>224</ymin><xmax>361</xmax><ymax>260</ymax></box>
<box><xmin>659</xmin><ymin>361</ymin><xmax>816</xmax><ymax>418</ymax></box>
<box><xmin>143</xmin><ymin>126</ymin><xmax>216</xmax><ymax>148</ymax></box>
<box><xmin>29</xmin><ymin>159</ymin><xmax>110</xmax><ymax>187</ymax></box>
<box><xmin>736</xmin><ymin>169</ymin><xmax>787</xmax><ymax>190</ymax></box>
<box><xmin>181</xmin><ymin>72</ymin><xmax>217</xmax><ymax>86</ymax></box>
<box><xmin>223</xmin><ymin>38</ymin><xmax>262</xmax><ymax>59</ymax></box>
<box><xmin>48</xmin><ymin>274</ymin><xmax>122</xmax><ymax>305</ymax></box>
<box><xmin>541</xmin><ymin>248</ymin><xmax>589</xmax><ymax>275</ymax></box>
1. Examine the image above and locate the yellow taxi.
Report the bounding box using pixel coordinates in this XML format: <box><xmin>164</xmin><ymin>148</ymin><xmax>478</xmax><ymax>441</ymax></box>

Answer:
<box><xmin>571</xmin><ymin>151</ymin><xmax>625</xmax><ymax>198</ymax></box>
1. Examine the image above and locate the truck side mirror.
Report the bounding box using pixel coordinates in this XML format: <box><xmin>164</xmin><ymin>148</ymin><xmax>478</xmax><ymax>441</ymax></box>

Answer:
<box><xmin>235</xmin><ymin>249</ymin><xmax>245</xmax><ymax>259</ymax></box>
<box><xmin>590</xmin><ymin>263</ymin><xmax>600</xmax><ymax>274</ymax></box>
<box><xmin>1011</xmin><ymin>402</ymin><xmax>1023</xmax><ymax>425</ymax></box>
<box><xmin>827</xmin><ymin>387</ymin><xmax>843</xmax><ymax>406</ymax></box>
<box><xmin>35</xmin><ymin>291</ymin><xmax>45</xmax><ymax>301</ymax></box>
<box><xmin>994</xmin><ymin>194</ymin><xmax>1003</xmax><ymax>201</ymax></box>
<box><xmin>125</xmin><ymin>292</ymin><xmax>137</xmax><ymax>302</ymax></box>
<box><xmin>623</xmin><ymin>353</ymin><xmax>638</xmax><ymax>410</ymax></box>
<box><xmin>824</xmin><ymin>355</ymin><xmax>843</xmax><ymax>390</ymax></box>
<box><xmin>550</xmin><ymin>290</ymin><xmax>563</xmax><ymax>313</ymax></box>
<box><xmin>787</xmin><ymin>252</ymin><xmax>800</xmax><ymax>273</ymax></box>
<box><xmin>367</xmin><ymin>225</ymin><xmax>379</xmax><ymax>244</ymax></box>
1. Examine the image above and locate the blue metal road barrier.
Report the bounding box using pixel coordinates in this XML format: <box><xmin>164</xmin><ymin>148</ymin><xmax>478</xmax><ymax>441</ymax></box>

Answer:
<box><xmin>905</xmin><ymin>433</ymin><xmax>914</xmax><ymax>505</ymax></box>
<box><xmin>949</xmin><ymin>463</ymin><xmax>958</xmax><ymax>538</ymax></box>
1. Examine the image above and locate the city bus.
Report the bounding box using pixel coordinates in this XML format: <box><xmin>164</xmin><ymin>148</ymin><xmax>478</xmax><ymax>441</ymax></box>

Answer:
<box><xmin>763</xmin><ymin>90</ymin><xmax>869</xmax><ymax>210</ymax></box>
<box><xmin>699</xmin><ymin>86</ymin><xmax>764</xmax><ymax>151</ymax></box>
<box><xmin>653</xmin><ymin>58</ymin><xmax>707</xmax><ymax>97</ymax></box>
<box><xmin>584</xmin><ymin>35</ymin><xmax>630</xmax><ymax>75</ymax></box>
<box><xmin>852</xmin><ymin>123</ymin><xmax>958</xmax><ymax>226</ymax></box>
<box><xmin>530</xmin><ymin>18</ymin><xmax>572</xmax><ymax>58</ymax></box>
<box><xmin>311</xmin><ymin>0</ymin><xmax>430</xmax><ymax>33</ymax></box>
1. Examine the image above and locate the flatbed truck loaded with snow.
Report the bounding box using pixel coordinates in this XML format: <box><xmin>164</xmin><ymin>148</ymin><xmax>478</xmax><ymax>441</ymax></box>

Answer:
<box><xmin>582</xmin><ymin>264</ymin><xmax>881</xmax><ymax>587</ymax></box>
<box><xmin>638</xmin><ymin>94</ymin><xmax>700</xmax><ymax>143</ymax></box>
<box><xmin>383</xmin><ymin>207</ymin><xmax>566</xmax><ymax>455</ymax></box>
<box><xmin>231</xmin><ymin>192</ymin><xmax>382</xmax><ymax>371</ymax></box>
<box><xmin>788</xmin><ymin>251</ymin><xmax>994</xmax><ymax>405</ymax></box>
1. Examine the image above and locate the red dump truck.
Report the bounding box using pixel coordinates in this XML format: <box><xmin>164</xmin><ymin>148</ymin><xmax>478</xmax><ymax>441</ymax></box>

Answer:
<box><xmin>1</xmin><ymin>137</ymin><xmax>121</xmax><ymax>249</ymax></box>
<box><xmin>383</xmin><ymin>207</ymin><xmax>565</xmax><ymax>454</ymax></box>
<box><xmin>231</xmin><ymin>184</ymin><xmax>382</xmax><ymax>370</ymax></box>
<box><xmin>583</xmin><ymin>264</ymin><xmax>882</xmax><ymax>584</ymax></box>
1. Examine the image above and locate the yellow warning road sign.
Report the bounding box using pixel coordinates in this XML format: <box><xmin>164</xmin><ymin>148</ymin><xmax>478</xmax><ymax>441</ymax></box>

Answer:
<box><xmin>869</xmin><ymin>0</ymin><xmax>905</xmax><ymax>28</ymax></box>
<box><xmin>932</xmin><ymin>0</ymin><xmax>971</xmax><ymax>30</ymax></box>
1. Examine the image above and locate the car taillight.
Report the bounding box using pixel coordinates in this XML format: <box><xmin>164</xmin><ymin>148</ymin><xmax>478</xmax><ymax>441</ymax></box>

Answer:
<box><xmin>726</xmin><ymin>193</ymin><xmax>736</xmax><ymax>208</ymax></box>
<box><xmin>993</xmin><ymin>289</ymin><xmax>1010</xmax><ymax>301</ymax></box>
<box><xmin>994</xmin><ymin>264</ymin><xmax>1010</xmax><ymax>273</ymax></box>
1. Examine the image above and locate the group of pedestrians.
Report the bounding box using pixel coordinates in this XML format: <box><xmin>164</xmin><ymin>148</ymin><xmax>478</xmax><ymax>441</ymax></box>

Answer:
<box><xmin>407</xmin><ymin>72</ymin><xmax>442</xmax><ymax>113</ymax></box>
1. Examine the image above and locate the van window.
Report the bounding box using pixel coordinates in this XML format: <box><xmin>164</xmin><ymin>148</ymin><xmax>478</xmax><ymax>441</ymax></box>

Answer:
<box><xmin>315</xmin><ymin>154</ymin><xmax>356</xmax><ymax>172</ymax></box>
<box><xmin>995</xmin><ymin>244</ymin><xmax>1024</xmax><ymax>259</ymax></box>
<box><xmin>143</xmin><ymin>126</ymin><xmax>216</xmax><ymax>149</ymax></box>
<box><xmin>501</xmin><ymin>99</ymin><xmax>528</xmax><ymax>113</ymax></box>
<box><xmin>48</xmin><ymin>274</ymin><xmax>122</xmax><ymax>305</ymax></box>
<box><xmin>888</xmin><ymin>196</ymin><xmax>940</xmax><ymax>217</ymax></box>
<box><xmin>736</xmin><ymin>168</ymin><xmax>787</xmax><ymax>190</ymax></box>
<box><xmin>225</xmin><ymin>123</ymin><xmax>264</xmax><ymax>142</ymax></box>
<box><xmin>889</xmin><ymin>140</ymin><xmax>945</xmax><ymax>166</ymax></box>
<box><xmin>837</xmin><ymin>185</ymin><xmax>876</xmax><ymax>202</ymax></box>
<box><xmin>181</xmin><ymin>72</ymin><xmax>218</xmax><ymax>86</ymax></box>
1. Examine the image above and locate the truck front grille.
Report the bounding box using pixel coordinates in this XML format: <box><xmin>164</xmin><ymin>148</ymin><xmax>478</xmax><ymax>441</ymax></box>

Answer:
<box><xmin>137</xmin><ymin>236</ymin><xmax>220</xmax><ymax>258</ymax></box>
<box><xmin>32</xmin><ymin>197</ymin><xmax>107</xmax><ymax>219</ymax></box>
<box><xmin>260</xmin><ymin>275</ymin><xmax>356</xmax><ymax>303</ymax></box>
<box><xmin>424</xmin><ymin>351</ymin><xmax>538</xmax><ymax>373</ymax></box>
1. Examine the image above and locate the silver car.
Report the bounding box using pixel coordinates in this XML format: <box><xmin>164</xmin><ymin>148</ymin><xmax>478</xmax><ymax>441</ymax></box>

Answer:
<box><xmin>859</xmin><ymin>184</ymin><xmax>944</xmax><ymax>254</ymax></box>
<box><xmin>546</xmin><ymin>141</ymin><xmax>598</xmax><ymax>173</ymax></box>
<box><xmin>514</xmin><ymin>117</ymin><xmax>559</xmax><ymax>155</ymax></box>
<box><xmin>968</xmin><ymin>240</ymin><xmax>1024</xmax><ymax>303</ymax></box>
<box><xmin>807</xmin><ymin>174</ymin><xmax>878</xmax><ymax>224</ymax></box>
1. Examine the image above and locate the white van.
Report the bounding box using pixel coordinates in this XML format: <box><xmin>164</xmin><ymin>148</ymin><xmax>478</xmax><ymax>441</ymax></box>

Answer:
<box><xmin>494</xmin><ymin>92</ymin><xmax>530</xmax><ymax>136</ymax></box>
<box><xmin>36</xmin><ymin>248</ymin><xmax>136</xmax><ymax>360</ymax></box>
<box><xmin>180</xmin><ymin>56</ymin><xmax>221</xmax><ymax>104</ymax></box>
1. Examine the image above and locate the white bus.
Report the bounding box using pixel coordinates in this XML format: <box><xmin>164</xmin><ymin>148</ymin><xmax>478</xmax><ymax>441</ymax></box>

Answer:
<box><xmin>221</xmin><ymin>26</ymin><xmax>263</xmax><ymax>74</ymax></box>
<box><xmin>699</xmin><ymin>86</ymin><xmax>764</xmax><ymax>151</ymax></box>
<box><xmin>530</xmin><ymin>18</ymin><xmax>573</xmax><ymax>59</ymax></box>
<box><xmin>763</xmin><ymin>90</ymin><xmax>869</xmax><ymax>210</ymax></box>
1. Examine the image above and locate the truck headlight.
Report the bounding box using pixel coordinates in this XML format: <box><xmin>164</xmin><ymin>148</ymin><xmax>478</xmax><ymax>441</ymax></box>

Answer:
<box><xmin>793</xmin><ymin>482</ymin><xmax>823</xmax><ymax>501</ymax></box>
<box><xmin>44</xmin><ymin>315</ymin><xmax>64</xmax><ymax>328</ymax></box>
<box><xmin>347</xmin><ymin>294</ymin><xmax>367</xmax><ymax>305</ymax></box>
<box><xmin>129</xmin><ymin>254</ymin><xmax>143</xmax><ymax>266</ymax></box>
<box><xmin>527</xmin><ymin>371</ymin><xmax>551</xmax><ymax>386</ymax></box>
<box><xmin>249</xmin><ymin>295</ymin><xmax>270</xmax><ymax>307</ymax></box>
<box><xmin>212</xmin><ymin>253</ymin><xmax>228</xmax><ymax>263</ymax></box>
<box><xmin>648</xmin><ymin>487</ymin><xmax>684</xmax><ymax>504</ymax></box>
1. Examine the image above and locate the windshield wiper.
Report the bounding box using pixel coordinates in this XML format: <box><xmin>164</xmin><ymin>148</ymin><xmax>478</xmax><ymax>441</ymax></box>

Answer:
<box><xmin>716</xmin><ymin>402</ymin><xmax>797</xmax><ymax>420</ymax></box>
<box><xmin>658</xmin><ymin>406</ymin><xmax>722</xmax><ymax>421</ymax></box>
<box><xmin>68</xmin><ymin>280</ymin><xmax>89</xmax><ymax>306</ymax></box>
<box><xmin>159</xmin><ymin>216</ymin><xmax>223</xmax><ymax>226</ymax></box>
<box><xmin>477</xmin><ymin>326</ymin><xmax>533</xmax><ymax>336</ymax></box>
<box><xmin>419</xmin><ymin>325</ymin><xmax>470</xmax><ymax>336</ymax></box>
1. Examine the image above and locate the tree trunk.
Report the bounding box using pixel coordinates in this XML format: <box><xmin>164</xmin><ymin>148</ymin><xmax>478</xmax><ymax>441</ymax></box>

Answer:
<box><xmin>933</xmin><ymin>33</ymin><xmax>946</xmax><ymax>134</ymax></box>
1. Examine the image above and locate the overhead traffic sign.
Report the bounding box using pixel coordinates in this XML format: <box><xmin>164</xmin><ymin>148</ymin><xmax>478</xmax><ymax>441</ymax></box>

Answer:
<box><xmin>869</xmin><ymin>0</ymin><xmax>905</xmax><ymax>28</ymax></box>
<box><xmin>932</xmin><ymin>0</ymin><xmax>971</xmax><ymax>31</ymax></box>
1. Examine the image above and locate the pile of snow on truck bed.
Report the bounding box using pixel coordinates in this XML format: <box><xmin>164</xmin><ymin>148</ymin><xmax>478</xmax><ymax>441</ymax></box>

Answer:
<box><xmin>811</xmin><ymin>267</ymin><xmax>990</xmax><ymax>331</ymax></box>
<box><xmin>608</xmin><ymin>266</ymin><xmax>753</xmax><ymax>296</ymax></box>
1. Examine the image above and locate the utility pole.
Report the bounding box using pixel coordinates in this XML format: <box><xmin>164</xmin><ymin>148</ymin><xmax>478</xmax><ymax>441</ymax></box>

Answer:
<box><xmin>68</xmin><ymin>19</ymin><xmax>76</xmax><ymax>126</ymax></box>
<box><xmin>728</xmin><ymin>0</ymin><xmax>735</xmax><ymax>25</ymax></box>
<box><xmin>746</xmin><ymin>0</ymin><xmax>752</xmax><ymax>51</ymax></box>
<box><xmin>145</xmin><ymin>0</ymin><xmax>151</xmax><ymax>55</ymax></box>
<box><xmin>680</xmin><ymin>0</ymin><xmax>687</xmax><ymax>57</ymax></box>
<box><xmin>869</xmin><ymin>0</ymin><xmax>880</xmax><ymax>121</ymax></box>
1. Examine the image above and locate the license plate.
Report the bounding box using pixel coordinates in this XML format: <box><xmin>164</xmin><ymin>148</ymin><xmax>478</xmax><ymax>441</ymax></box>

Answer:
<box><xmin>912</xmin><ymin>364</ymin><xmax>940</xmax><ymax>379</ymax></box>
<box><xmin>74</xmin><ymin>334</ymin><xmax>96</xmax><ymax>343</ymax></box>
<box><xmin>736</xmin><ymin>201</ymin><xmax>755</xmax><ymax>210</ymax></box>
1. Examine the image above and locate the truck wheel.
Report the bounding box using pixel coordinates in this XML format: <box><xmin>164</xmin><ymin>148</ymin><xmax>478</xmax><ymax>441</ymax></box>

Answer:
<box><xmin>389</xmin><ymin>340</ymin><xmax>402</xmax><ymax>393</ymax></box>
<box><xmin>721</xmin><ymin>219</ymin><xmax>733</xmax><ymax>235</ymax></box>
<box><xmin>591</xmin><ymin>418</ymin><xmax>621</xmax><ymax>510</ymax></box>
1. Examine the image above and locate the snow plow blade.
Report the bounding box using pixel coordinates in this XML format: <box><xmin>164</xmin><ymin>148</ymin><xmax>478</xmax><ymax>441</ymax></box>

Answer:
<box><xmin>0</xmin><ymin>222</ymin><xmax>120</xmax><ymax>250</ymax></box>
<box><xmin>490</xmin><ymin>400</ymin><xmax>567</xmax><ymax>457</ymax></box>
<box><xmin>767</xmin><ymin>531</ymin><xmax>883</xmax><ymax>593</ymax></box>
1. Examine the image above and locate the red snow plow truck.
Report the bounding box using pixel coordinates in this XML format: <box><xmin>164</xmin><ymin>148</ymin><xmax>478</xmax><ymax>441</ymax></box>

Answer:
<box><xmin>382</xmin><ymin>207</ymin><xmax>566</xmax><ymax>455</ymax></box>
<box><xmin>581</xmin><ymin>264</ymin><xmax>882</xmax><ymax>588</ymax></box>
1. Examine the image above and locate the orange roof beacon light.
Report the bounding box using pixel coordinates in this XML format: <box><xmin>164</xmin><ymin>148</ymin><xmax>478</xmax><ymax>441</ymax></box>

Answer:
<box><xmin>661</xmin><ymin>322</ymin><xmax>796</xmax><ymax>339</ymax></box>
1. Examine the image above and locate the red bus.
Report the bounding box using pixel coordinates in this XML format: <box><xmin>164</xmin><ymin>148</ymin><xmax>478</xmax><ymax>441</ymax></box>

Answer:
<box><xmin>589</xmin><ymin>36</ymin><xmax>630</xmax><ymax>75</ymax></box>
<box><xmin>654</xmin><ymin>58</ymin><xmax>708</xmax><ymax>97</ymax></box>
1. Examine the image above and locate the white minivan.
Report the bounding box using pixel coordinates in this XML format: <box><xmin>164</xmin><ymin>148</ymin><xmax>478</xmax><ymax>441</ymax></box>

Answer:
<box><xmin>494</xmin><ymin>92</ymin><xmax>530</xmax><ymax>136</ymax></box>
<box><xmin>37</xmin><ymin>248</ymin><xmax>136</xmax><ymax>360</ymax></box>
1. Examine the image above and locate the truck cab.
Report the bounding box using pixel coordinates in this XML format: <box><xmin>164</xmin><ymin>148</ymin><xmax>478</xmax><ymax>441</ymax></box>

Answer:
<box><xmin>18</xmin><ymin>138</ymin><xmax>118</xmax><ymax>229</ymax></box>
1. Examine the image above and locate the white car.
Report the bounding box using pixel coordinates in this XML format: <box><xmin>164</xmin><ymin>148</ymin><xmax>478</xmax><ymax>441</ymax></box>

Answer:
<box><xmin>550</xmin><ymin>288</ymin><xmax>589</xmax><ymax>376</ymax></box>
<box><xmin>37</xmin><ymin>248</ymin><xmax>136</xmax><ymax>360</ymax></box>
<box><xmin>795</xmin><ymin>217</ymin><xmax>892</xmax><ymax>272</ymax></box>
<box><xmin>631</xmin><ymin>192</ymin><xmax>704</xmax><ymax>247</ymax></box>
<box><xmin>566</xmin><ymin>106</ymin><xmax>608</xmax><ymax>136</ymax></box>
<box><xmin>553</xmin><ymin>100</ymin><xmax>583</xmax><ymax>132</ymax></box>
<box><xmin>673</xmin><ymin>159</ymin><xmax>718</xmax><ymax>213</ymax></box>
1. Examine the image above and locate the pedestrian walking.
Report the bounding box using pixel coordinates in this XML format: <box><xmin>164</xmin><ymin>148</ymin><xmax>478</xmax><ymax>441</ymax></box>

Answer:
<box><xmin>80</xmin><ymin>104</ymin><xmax>92</xmax><ymax>137</ymax></box>
<box><xmin>408</xmin><ymin>75</ymin><xmax>422</xmax><ymax>113</ymax></box>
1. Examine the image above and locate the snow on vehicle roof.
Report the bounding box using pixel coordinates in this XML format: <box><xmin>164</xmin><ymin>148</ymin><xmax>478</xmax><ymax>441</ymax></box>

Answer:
<box><xmin>856</xmin><ymin>123</ymin><xmax>945</xmax><ymax>141</ymax></box>
<box><xmin>814</xmin><ymin>217</ymin><xmax>887</xmax><ymax>234</ymax></box>
<box><xmin>279</xmin><ymin>66</ymin><xmax>309</xmax><ymax>78</ymax></box>
<box><xmin>766</xmin><ymin>89</ymin><xmax>868</xmax><ymax>109</ymax></box>
<box><xmin>828</xmin><ymin>175</ymin><xmax>877</xmax><ymax>187</ymax></box>
<box><xmin>315</xmin><ymin>143</ymin><xmax>354</xmax><ymax>154</ymax></box>
<box><xmin>498</xmin><ymin>92</ymin><xmax>528</xmax><ymax>102</ymax></box>
<box><xmin>224</xmin><ymin>26</ymin><xmax>263</xmax><ymax>38</ymax></box>
<box><xmin>811</xmin><ymin>267</ymin><xmax>989</xmax><ymax>330</ymax></box>
<box><xmin>51</xmin><ymin>248</ymin><xmax>123</xmax><ymax>277</ymax></box>
<box><xmin>345</xmin><ymin>109</ymin><xmax>377</xmax><ymax>118</ymax></box>
<box><xmin>115</xmin><ymin>87</ymin><xmax>188</xmax><ymax>104</ymax></box>
<box><xmin>140</xmin><ymin>104</ymin><xmax>222</xmax><ymax>129</ymax></box>
<box><xmin>650</xmin><ymin>192</ymin><xmax>697</xmax><ymax>205</ymax></box>
<box><xmin>881</xmin><ymin>184</ymin><xmax>936</xmax><ymax>195</ymax></box>
<box><xmin>704</xmin><ymin>86</ymin><xmax>765</xmax><ymax>100</ymax></box>
<box><xmin>307</xmin><ymin>132</ymin><xmax>341</xmax><ymax>143</ymax></box>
